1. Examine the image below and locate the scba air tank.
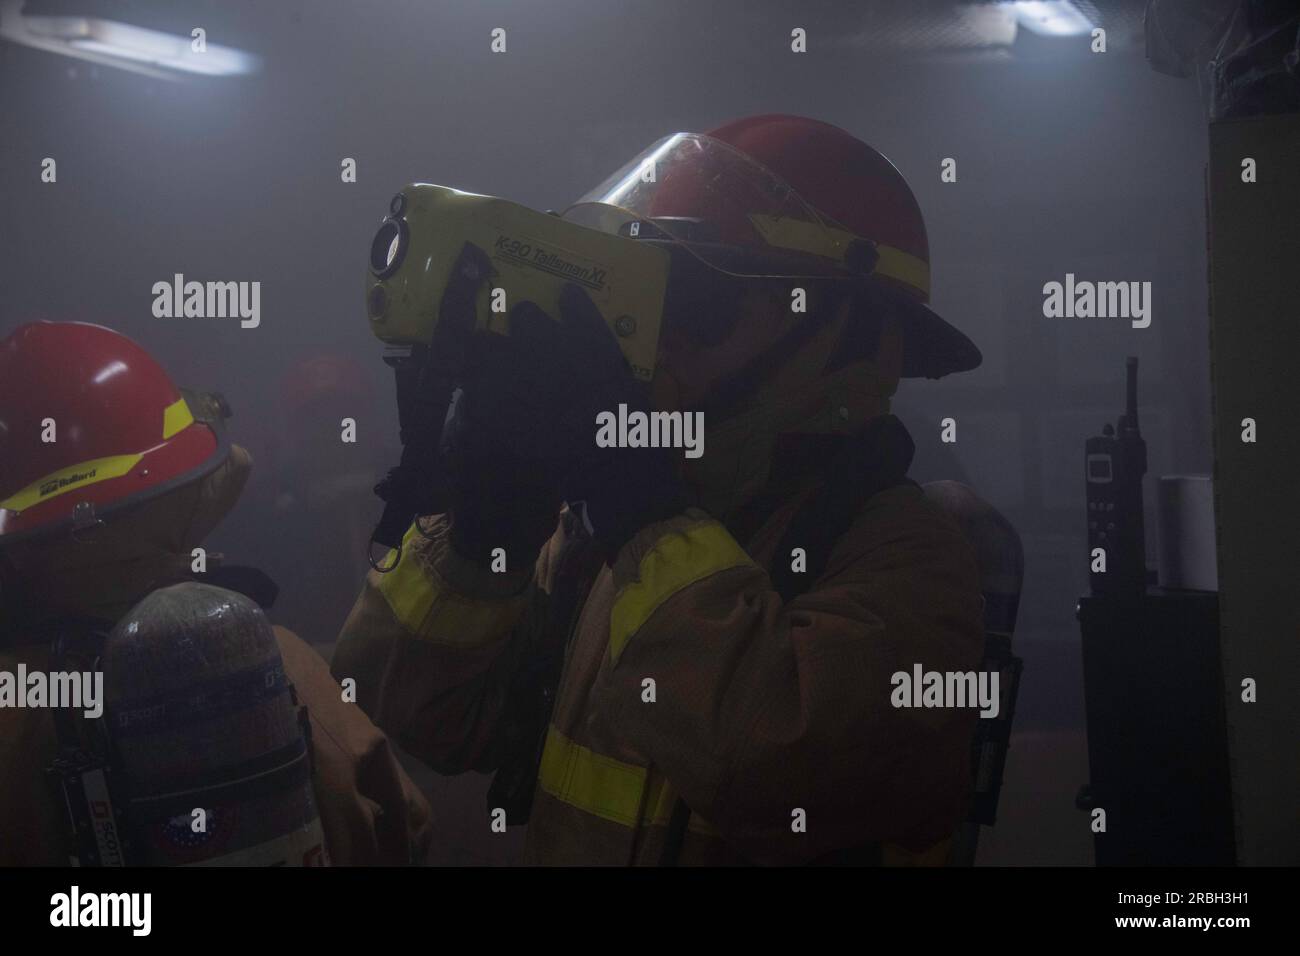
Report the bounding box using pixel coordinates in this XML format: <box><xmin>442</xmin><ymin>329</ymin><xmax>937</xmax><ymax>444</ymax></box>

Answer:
<box><xmin>104</xmin><ymin>583</ymin><xmax>327</xmax><ymax>866</ymax></box>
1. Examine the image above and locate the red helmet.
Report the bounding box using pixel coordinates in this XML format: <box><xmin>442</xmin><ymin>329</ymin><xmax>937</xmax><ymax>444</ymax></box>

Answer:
<box><xmin>279</xmin><ymin>353</ymin><xmax>374</xmax><ymax>423</ymax></box>
<box><xmin>565</xmin><ymin>114</ymin><xmax>980</xmax><ymax>379</ymax></box>
<box><xmin>0</xmin><ymin>322</ymin><xmax>230</xmax><ymax>546</ymax></box>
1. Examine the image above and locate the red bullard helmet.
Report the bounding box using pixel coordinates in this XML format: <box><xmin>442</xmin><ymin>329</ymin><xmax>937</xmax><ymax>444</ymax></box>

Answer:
<box><xmin>279</xmin><ymin>352</ymin><xmax>374</xmax><ymax>424</ymax></box>
<box><xmin>0</xmin><ymin>321</ymin><xmax>231</xmax><ymax>546</ymax></box>
<box><xmin>563</xmin><ymin>114</ymin><xmax>981</xmax><ymax>379</ymax></box>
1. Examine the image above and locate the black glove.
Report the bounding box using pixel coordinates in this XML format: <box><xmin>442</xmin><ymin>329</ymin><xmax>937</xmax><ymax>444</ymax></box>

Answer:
<box><xmin>543</xmin><ymin>286</ymin><xmax>690</xmax><ymax>559</ymax></box>
<box><xmin>439</xmin><ymin>331</ymin><xmax>564</xmax><ymax>567</ymax></box>
<box><xmin>443</xmin><ymin>260</ymin><xmax>687</xmax><ymax>564</ymax></box>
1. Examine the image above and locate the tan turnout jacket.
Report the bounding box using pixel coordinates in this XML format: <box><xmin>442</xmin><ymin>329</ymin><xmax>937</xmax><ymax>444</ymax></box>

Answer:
<box><xmin>332</xmin><ymin>472</ymin><xmax>984</xmax><ymax>865</ymax></box>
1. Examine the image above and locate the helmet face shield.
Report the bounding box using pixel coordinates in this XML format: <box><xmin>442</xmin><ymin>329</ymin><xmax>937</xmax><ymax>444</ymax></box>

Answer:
<box><xmin>562</xmin><ymin>133</ymin><xmax>875</xmax><ymax>279</ymax></box>
<box><xmin>567</xmin><ymin>117</ymin><xmax>982</xmax><ymax>380</ymax></box>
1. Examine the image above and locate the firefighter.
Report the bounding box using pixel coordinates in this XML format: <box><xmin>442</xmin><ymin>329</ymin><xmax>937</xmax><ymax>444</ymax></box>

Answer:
<box><xmin>0</xmin><ymin>321</ymin><xmax>432</xmax><ymax>866</ymax></box>
<box><xmin>333</xmin><ymin>114</ymin><xmax>986</xmax><ymax>865</ymax></box>
<box><xmin>253</xmin><ymin>353</ymin><xmax>383</xmax><ymax>645</ymax></box>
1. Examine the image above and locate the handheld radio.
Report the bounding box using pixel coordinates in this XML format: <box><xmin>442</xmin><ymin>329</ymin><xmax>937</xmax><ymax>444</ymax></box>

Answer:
<box><xmin>1086</xmin><ymin>357</ymin><xmax>1148</xmax><ymax>597</ymax></box>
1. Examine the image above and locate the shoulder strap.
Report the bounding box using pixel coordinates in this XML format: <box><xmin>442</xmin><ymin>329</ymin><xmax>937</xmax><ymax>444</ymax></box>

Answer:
<box><xmin>38</xmin><ymin>616</ymin><xmax>133</xmax><ymax>866</ymax></box>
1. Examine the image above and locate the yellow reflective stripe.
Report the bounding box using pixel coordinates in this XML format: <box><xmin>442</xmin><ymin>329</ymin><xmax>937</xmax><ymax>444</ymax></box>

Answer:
<box><xmin>537</xmin><ymin>732</ymin><xmax>724</xmax><ymax>837</ymax></box>
<box><xmin>609</xmin><ymin>520</ymin><xmax>753</xmax><ymax>663</ymax></box>
<box><xmin>748</xmin><ymin>214</ymin><xmax>855</xmax><ymax>263</ymax></box>
<box><xmin>376</xmin><ymin>524</ymin><xmax>436</xmax><ymax>632</ymax></box>
<box><xmin>538</xmin><ymin>725</ymin><xmax>647</xmax><ymax>827</ymax></box>
<box><xmin>162</xmin><ymin>397</ymin><xmax>194</xmax><ymax>439</ymax></box>
<box><xmin>0</xmin><ymin>454</ymin><xmax>143</xmax><ymax>512</ymax></box>
<box><xmin>747</xmin><ymin>214</ymin><xmax>930</xmax><ymax>298</ymax></box>
<box><xmin>376</xmin><ymin>521</ymin><xmax>524</xmax><ymax>646</ymax></box>
<box><xmin>874</xmin><ymin>243</ymin><xmax>931</xmax><ymax>298</ymax></box>
<box><xmin>3</xmin><ymin>398</ymin><xmax>196</xmax><ymax>513</ymax></box>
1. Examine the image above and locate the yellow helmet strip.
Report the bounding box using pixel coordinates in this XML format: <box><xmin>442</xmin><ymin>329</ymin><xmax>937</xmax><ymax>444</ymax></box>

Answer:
<box><xmin>162</xmin><ymin>396</ymin><xmax>194</xmax><ymax>439</ymax></box>
<box><xmin>1</xmin><ymin>398</ymin><xmax>194</xmax><ymax>514</ymax></box>
<box><xmin>0</xmin><ymin>453</ymin><xmax>144</xmax><ymax>513</ymax></box>
<box><xmin>746</xmin><ymin>214</ymin><xmax>930</xmax><ymax>298</ymax></box>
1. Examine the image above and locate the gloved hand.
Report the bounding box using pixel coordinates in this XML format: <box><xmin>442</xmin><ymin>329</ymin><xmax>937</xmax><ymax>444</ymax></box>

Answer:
<box><xmin>442</xmin><ymin>246</ymin><xmax>687</xmax><ymax>564</ymax></box>
<box><xmin>542</xmin><ymin>285</ymin><xmax>691</xmax><ymax>560</ymax></box>
<box><xmin>438</xmin><ymin>317</ymin><xmax>567</xmax><ymax>567</ymax></box>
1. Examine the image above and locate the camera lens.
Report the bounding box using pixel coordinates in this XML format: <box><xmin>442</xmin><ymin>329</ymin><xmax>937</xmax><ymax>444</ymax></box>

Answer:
<box><xmin>369</xmin><ymin>218</ymin><xmax>408</xmax><ymax>278</ymax></box>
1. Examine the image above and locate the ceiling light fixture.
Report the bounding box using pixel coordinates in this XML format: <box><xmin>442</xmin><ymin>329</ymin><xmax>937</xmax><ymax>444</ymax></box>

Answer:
<box><xmin>0</xmin><ymin>0</ymin><xmax>259</xmax><ymax>78</ymax></box>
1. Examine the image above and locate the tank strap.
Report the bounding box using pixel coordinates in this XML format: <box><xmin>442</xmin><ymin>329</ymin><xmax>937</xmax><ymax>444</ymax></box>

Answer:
<box><xmin>40</xmin><ymin>616</ymin><xmax>131</xmax><ymax>865</ymax></box>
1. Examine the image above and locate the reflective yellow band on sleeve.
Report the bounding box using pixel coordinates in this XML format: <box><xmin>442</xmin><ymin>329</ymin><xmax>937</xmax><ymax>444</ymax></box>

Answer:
<box><xmin>537</xmin><ymin>730</ymin><xmax>723</xmax><ymax>837</ymax></box>
<box><xmin>0</xmin><ymin>454</ymin><xmax>143</xmax><ymax>513</ymax></box>
<box><xmin>538</xmin><ymin>725</ymin><xmax>647</xmax><ymax>827</ymax></box>
<box><xmin>609</xmin><ymin>519</ymin><xmax>753</xmax><ymax>663</ymax></box>
<box><xmin>376</xmin><ymin>522</ymin><xmax>526</xmax><ymax>647</ymax></box>
<box><xmin>162</xmin><ymin>397</ymin><xmax>194</xmax><ymax>439</ymax></box>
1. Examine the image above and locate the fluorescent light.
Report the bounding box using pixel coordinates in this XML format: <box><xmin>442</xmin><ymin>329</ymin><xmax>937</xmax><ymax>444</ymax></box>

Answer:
<box><xmin>0</xmin><ymin>1</ymin><xmax>258</xmax><ymax>78</ymax></box>
<box><xmin>1005</xmin><ymin>1</ymin><xmax>1095</xmax><ymax>37</ymax></box>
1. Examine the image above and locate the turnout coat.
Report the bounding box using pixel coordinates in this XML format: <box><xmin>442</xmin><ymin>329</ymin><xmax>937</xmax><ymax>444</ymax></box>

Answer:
<box><xmin>333</xmin><ymin>416</ymin><xmax>985</xmax><ymax>865</ymax></box>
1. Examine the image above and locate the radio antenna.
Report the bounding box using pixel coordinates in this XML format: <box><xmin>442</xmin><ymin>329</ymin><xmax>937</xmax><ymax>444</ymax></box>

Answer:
<box><xmin>1124</xmin><ymin>356</ymin><xmax>1139</xmax><ymax>432</ymax></box>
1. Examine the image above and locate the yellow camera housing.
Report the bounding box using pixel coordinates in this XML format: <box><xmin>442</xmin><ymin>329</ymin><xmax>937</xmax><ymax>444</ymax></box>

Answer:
<box><xmin>366</xmin><ymin>184</ymin><xmax>670</xmax><ymax>381</ymax></box>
